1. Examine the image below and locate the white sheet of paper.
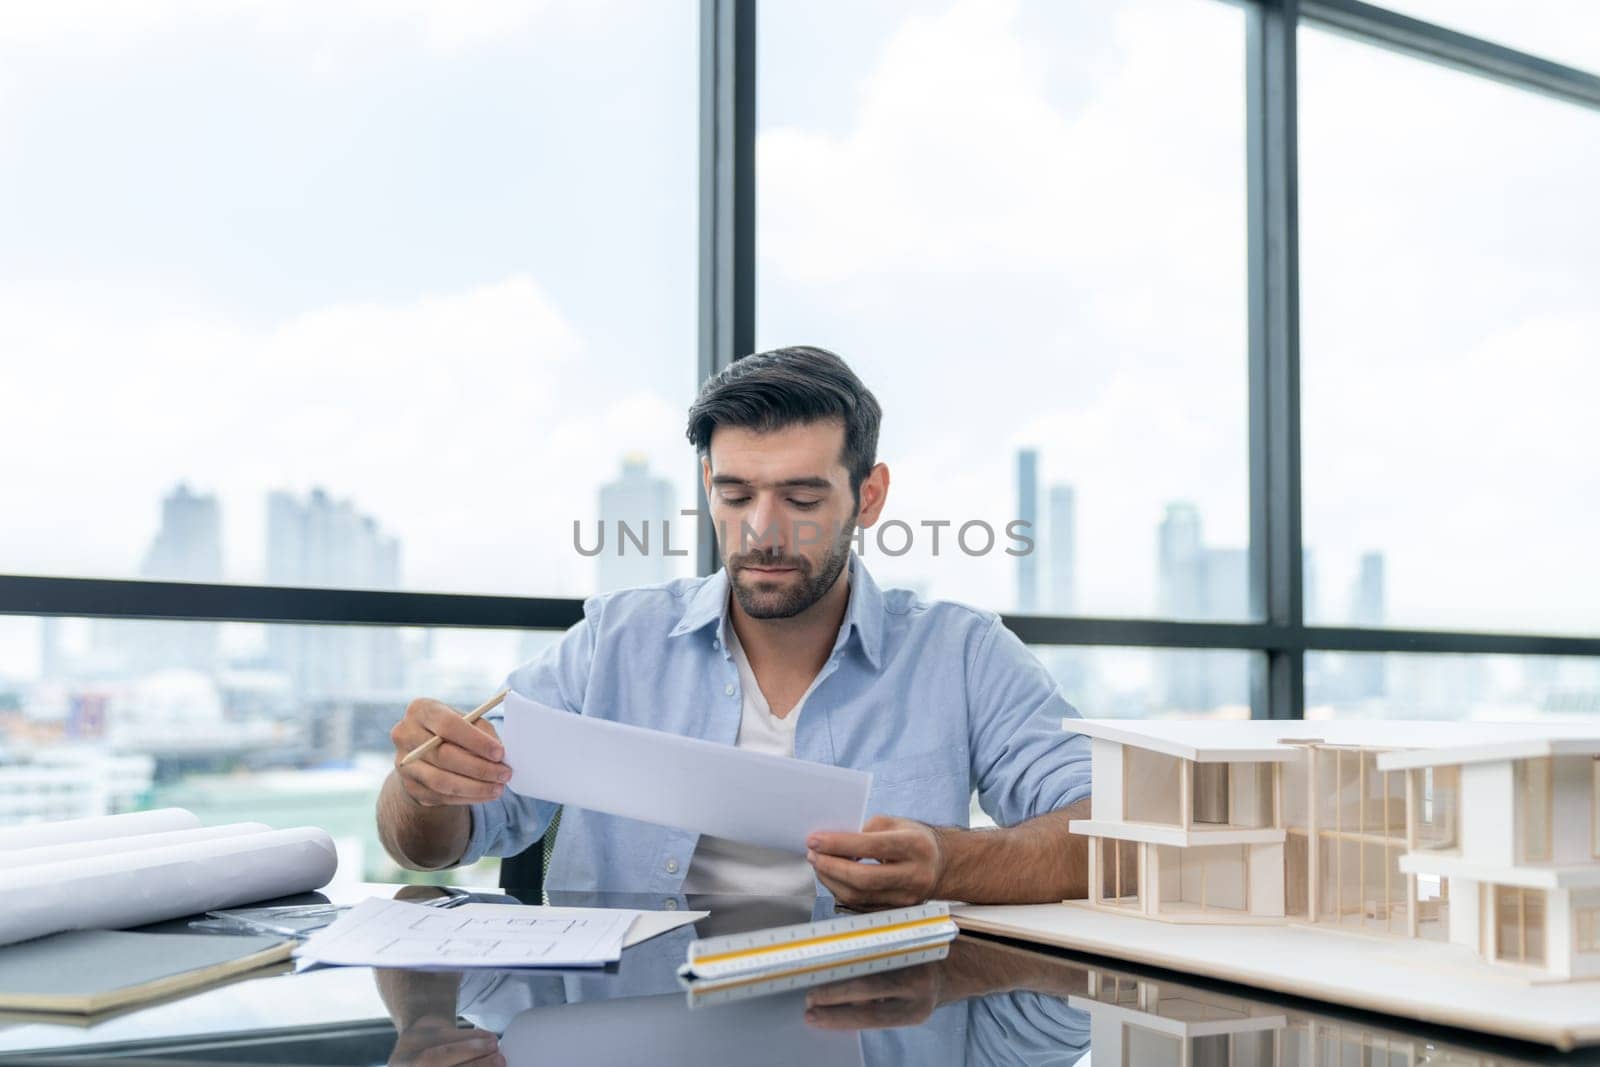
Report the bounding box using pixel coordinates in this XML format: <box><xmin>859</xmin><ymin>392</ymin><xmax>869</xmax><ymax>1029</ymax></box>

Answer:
<box><xmin>499</xmin><ymin>693</ymin><xmax>871</xmax><ymax>853</ymax></box>
<box><xmin>295</xmin><ymin>899</ymin><xmax>641</xmax><ymax>969</ymax></box>
<box><xmin>438</xmin><ymin>903</ymin><xmax>704</xmax><ymax>949</ymax></box>
<box><xmin>622</xmin><ymin>909</ymin><xmax>707</xmax><ymax>949</ymax></box>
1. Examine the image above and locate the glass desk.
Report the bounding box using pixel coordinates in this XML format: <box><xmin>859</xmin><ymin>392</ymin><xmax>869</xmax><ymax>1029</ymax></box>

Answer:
<box><xmin>0</xmin><ymin>884</ymin><xmax>1596</xmax><ymax>1065</ymax></box>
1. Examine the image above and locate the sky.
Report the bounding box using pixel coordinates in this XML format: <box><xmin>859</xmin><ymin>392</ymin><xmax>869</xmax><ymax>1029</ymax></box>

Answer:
<box><xmin>2</xmin><ymin>0</ymin><xmax>1598</xmax><ymax>685</ymax></box>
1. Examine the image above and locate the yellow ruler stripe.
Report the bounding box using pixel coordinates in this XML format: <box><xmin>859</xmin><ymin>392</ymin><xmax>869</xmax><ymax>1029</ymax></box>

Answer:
<box><xmin>693</xmin><ymin>913</ymin><xmax>952</xmax><ymax>966</ymax></box>
<box><xmin>689</xmin><ymin>944</ymin><xmax>946</xmax><ymax>996</ymax></box>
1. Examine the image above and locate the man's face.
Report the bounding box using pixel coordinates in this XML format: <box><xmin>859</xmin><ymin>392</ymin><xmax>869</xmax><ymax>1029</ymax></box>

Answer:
<box><xmin>703</xmin><ymin>420</ymin><xmax>859</xmax><ymax>620</ymax></box>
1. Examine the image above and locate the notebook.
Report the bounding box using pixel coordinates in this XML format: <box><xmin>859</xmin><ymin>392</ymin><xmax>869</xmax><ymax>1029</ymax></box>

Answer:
<box><xmin>0</xmin><ymin>930</ymin><xmax>293</xmax><ymax>1014</ymax></box>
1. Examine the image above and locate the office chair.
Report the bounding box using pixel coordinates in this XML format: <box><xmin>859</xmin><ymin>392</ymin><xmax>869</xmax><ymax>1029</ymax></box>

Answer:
<box><xmin>497</xmin><ymin>808</ymin><xmax>560</xmax><ymax>904</ymax></box>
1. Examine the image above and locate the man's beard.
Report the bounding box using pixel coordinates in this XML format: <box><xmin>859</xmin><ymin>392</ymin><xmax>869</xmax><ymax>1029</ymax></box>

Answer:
<box><xmin>727</xmin><ymin>519</ymin><xmax>855</xmax><ymax>620</ymax></box>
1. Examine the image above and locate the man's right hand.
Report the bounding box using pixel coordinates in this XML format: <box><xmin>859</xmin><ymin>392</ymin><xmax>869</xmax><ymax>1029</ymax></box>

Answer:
<box><xmin>390</xmin><ymin>698</ymin><xmax>512</xmax><ymax>807</ymax></box>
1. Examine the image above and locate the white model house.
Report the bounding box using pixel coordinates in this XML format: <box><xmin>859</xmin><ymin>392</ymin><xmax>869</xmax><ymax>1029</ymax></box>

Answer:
<box><xmin>1073</xmin><ymin>719</ymin><xmax>1600</xmax><ymax>981</ymax></box>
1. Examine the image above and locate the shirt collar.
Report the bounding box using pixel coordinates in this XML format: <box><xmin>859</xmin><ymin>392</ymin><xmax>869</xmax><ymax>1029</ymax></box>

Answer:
<box><xmin>668</xmin><ymin>553</ymin><xmax>884</xmax><ymax>670</ymax></box>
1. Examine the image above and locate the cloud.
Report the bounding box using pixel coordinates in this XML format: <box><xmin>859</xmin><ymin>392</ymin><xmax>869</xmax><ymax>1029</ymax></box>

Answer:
<box><xmin>759</xmin><ymin>0</ymin><xmax>1242</xmax><ymax>292</ymax></box>
<box><xmin>759</xmin><ymin>0</ymin><xmax>1600</xmax><ymax>633</ymax></box>
<box><xmin>0</xmin><ymin>273</ymin><xmax>693</xmax><ymax>598</ymax></box>
<box><xmin>0</xmin><ymin>0</ymin><xmax>575</xmax><ymax>56</ymax></box>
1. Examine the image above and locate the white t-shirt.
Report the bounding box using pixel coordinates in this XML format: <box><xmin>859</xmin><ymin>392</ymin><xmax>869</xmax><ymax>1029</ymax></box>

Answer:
<box><xmin>681</xmin><ymin>624</ymin><xmax>820</xmax><ymax>897</ymax></box>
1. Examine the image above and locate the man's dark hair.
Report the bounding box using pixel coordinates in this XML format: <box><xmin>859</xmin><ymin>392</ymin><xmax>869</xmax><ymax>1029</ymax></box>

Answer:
<box><xmin>686</xmin><ymin>346</ymin><xmax>882</xmax><ymax>501</ymax></box>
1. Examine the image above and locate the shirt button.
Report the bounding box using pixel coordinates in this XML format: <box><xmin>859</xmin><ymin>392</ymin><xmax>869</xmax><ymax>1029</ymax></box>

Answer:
<box><xmin>724</xmin><ymin>684</ymin><xmax>735</xmax><ymax>697</ymax></box>
<box><xmin>664</xmin><ymin>898</ymin><xmax>679</xmax><ymax>911</ymax></box>
<box><xmin>665</xmin><ymin>858</ymin><xmax>680</xmax><ymax>874</ymax></box>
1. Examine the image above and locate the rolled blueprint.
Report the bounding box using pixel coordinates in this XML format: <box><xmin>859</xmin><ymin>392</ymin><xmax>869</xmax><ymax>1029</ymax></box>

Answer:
<box><xmin>0</xmin><ymin>808</ymin><xmax>200</xmax><ymax>851</ymax></box>
<box><xmin>9</xmin><ymin>823</ymin><xmax>273</xmax><ymax>869</ymax></box>
<box><xmin>0</xmin><ymin>827</ymin><xmax>339</xmax><ymax>947</ymax></box>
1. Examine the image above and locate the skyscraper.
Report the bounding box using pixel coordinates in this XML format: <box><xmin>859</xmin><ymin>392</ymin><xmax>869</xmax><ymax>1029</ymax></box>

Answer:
<box><xmin>1047</xmin><ymin>485</ymin><xmax>1077</xmax><ymax>614</ymax></box>
<box><xmin>1042</xmin><ymin>483</ymin><xmax>1090</xmax><ymax>699</ymax></box>
<box><xmin>1016</xmin><ymin>450</ymin><xmax>1039</xmax><ymax>613</ymax></box>
<box><xmin>94</xmin><ymin>483</ymin><xmax>224</xmax><ymax>674</ymax></box>
<box><xmin>597</xmin><ymin>455</ymin><xmax>679</xmax><ymax>593</ymax></box>
<box><xmin>1155</xmin><ymin>503</ymin><xmax>1251</xmax><ymax>713</ymax></box>
<box><xmin>38</xmin><ymin>617</ymin><xmax>64</xmax><ymax>681</ymax></box>
<box><xmin>1345</xmin><ymin>550</ymin><xmax>1387</xmax><ymax>698</ymax></box>
<box><xmin>1157</xmin><ymin>502</ymin><xmax>1205</xmax><ymax>619</ymax></box>
<box><xmin>267</xmin><ymin>489</ymin><xmax>403</xmax><ymax>699</ymax></box>
<box><xmin>142</xmin><ymin>483</ymin><xmax>223</xmax><ymax>583</ymax></box>
<box><xmin>1351</xmin><ymin>551</ymin><xmax>1386</xmax><ymax>626</ymax></box>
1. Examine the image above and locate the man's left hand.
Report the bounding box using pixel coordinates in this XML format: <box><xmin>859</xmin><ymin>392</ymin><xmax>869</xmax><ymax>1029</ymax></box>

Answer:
<box><xmin>806</xmin><ymin>815</ymin><xmax>947</xmax><ymax>909</ymax></box>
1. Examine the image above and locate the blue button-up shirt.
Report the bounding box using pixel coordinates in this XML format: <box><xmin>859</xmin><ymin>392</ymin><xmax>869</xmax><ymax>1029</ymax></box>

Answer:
<box><xmin>462</xmin><ymin>554</ymin><xmax>1091</xmax><ymax>893</ymax></box>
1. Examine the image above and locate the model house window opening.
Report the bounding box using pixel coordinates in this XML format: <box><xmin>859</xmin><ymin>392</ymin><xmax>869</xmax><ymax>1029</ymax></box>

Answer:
<box><xmin>1516</xmin><ymin>757</ymin><xmax>1554</xmax><ymax>864</ymax></box>
<box><xmin>1156</xmin><ymin>843</ymin><xmax>1249</xmax><ymax>916</ymax></box>
<box><xmin>1313</xmin><ymin>747</ymin><xmax>1407</xmax><ymax>934</ymax></box>
<box><xmin>1101</xmin><ymin>837</ymin><xmax>1142</xmax><ymax>910</ymax></box>
<box><xmin>1125</xmin><ymin>749</ymin><xmax>1184</xmax><ymax>826</ymax></box>
<box><xmin>1576</xmin><ymin>907</ymin><xmax>1600</xmax><ymax>954</ymax></box>
<box><xmin>1492</xmin><ymin>884</ymin><xmax>1548</xmax><ymax>966</ymax></box>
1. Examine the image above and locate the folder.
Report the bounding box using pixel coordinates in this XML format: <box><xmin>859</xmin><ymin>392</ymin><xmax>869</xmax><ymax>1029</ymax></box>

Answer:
<box><xmin>0</xmin><ymin>930</ymin><xmax>292</xmax><ymax>1014</ymax></box>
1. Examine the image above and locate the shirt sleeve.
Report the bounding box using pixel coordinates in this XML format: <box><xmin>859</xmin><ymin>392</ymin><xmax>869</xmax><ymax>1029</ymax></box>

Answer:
<box><xmin>967</xmin><ymin>615</ymin><xmax>1093</xmax><ymax>828</ymax></box>
<box><xmin>457</xmin><ymin>610</ymin><xmax>596</xmax><ymax>866</ymax></box>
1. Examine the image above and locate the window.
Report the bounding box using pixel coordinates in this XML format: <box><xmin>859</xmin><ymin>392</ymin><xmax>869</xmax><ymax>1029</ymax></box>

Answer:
<box><xmin>4</xmin><ymin>0</ymin><xmax>1598</xmax><ymax>794</ymax></box>
<box><xmin>1307</xmin><ymin>653</ymin><xmax>1600</xmax><ymax>722</ymax></box>
<box><xmin>1156</xmin><ymin>843</ymin><xmax>1249</xmax><ymax>915</ymax></box>
<box><xmin>1124</xmin><ymin>748</ymin><xmax>1184</xmax><ymax>826</ymax></box>
<box><xmin>1309</xmin><ymin>747</ymin><xmax>1408</xmax><ymax>932</ymax></box>
<box><xmin>1412</xmin><ymin>766</ymin><xmax>1460</xmax><ymax>853</ymax></box>
<box><xmin>1371</xmin><ymin>1</ymin><xmax>1600</xmax><ymax>73</ymax></box>
<box><xmin>758</xmin><ymin>0</ymin><xmax>1249</xmax><ymax>618</ymax></box>
<box><xmin>1100</xmin><ymin>837</ymin><xmax>1142</xmax><ymax>910</ymax></box>
<box><xmin>1</xmin><ymin>614</ymin><xmax>534</xmax><ymax>885</ymax></box>
<box><xmin>1578</xmin><ymin>907</ymin><xmax>1600</xmax><ymax>954</ymax></box>
<box><xmin>1036</xmin><ymin>647</ymin><xmax>1256</xmax><ymax>721</ymax></box>
<box><xmin>1493</xmin><ymin>885</ymin><xmax>1548</xmax><ymax>966</ymax></box>
<box><xmin>0</xmin><ymin>3</ymin><xmax>699</xmax><ymax>601</ymax></box>
<box><xmin>1517</xmin><ymin>758</ymin><xmax>1554</xmax><ymax>865</ymax></box>
<box><xmin>1299</xmin><ymin>27</ymin><xmax>1600</xmax><ymax>636</ymax></box>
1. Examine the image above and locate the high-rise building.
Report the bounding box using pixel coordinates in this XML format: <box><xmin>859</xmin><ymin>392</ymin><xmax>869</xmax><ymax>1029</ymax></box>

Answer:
<box><xmin>1156</xmin><ymin>503</ymin><xmax>1209</xmax><ymax>711</ymax></box>
<box><xmin>142</xmin><ymin>484</ymin><xmax>223</xmax><ymax>583</ymax></box>
<box><xmin>597</xmin><ymin>456</ymin><xmax>679</xmax><ymax>593</ymax></box>
<box><xmin>94</xmin><ymin>484</ymin><xmax>224</xmax><ymax>674</ymax></box>
<box><xmin>1345</xmin><ymin>550</ymin><xmax>1388</xmax><ymax>699</ymax></box>
<box><xmin>38</xmin><ymin>617</ymin><xmax>64</xmax><ymax>681</ymax></box>
<box><xmin>1041</xmin><ymin>483</ymin><xmax>1089</xmax><ymax>698</ymax></box>
<box><xmin>1016</xmin><ymin>450</ymin><xmax>1039</xmax><ymax>613</ymax></box>
<box><xmin>1156</xmin><ymin>504</ymin><xmax>1254</xmax><ymax>712</ymax></box>
<box><xmin>1047</xmin><ymin>485</ymin><xmax>1077</xmax><ymax>614</ymax></box>
<box><xmin>266</xmin><ymin>489</ymin><xmax>403</xmax><ymax>699</ymax></box>
<box><xmin>1351</xmin><ymin>551</ymin><xmax>1386</xmax><ymax>626</ymax></box>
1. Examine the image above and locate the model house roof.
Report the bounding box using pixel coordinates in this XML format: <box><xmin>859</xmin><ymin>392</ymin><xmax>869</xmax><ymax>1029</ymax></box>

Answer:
<box><xmin>1377</xmin><ymin>734</ymin><xmax>1600</xmax><ymax>771</ymax></box>
<box><xmin>1067</xmin><ymin>717</ymin><xmax>1600</xmax><ymax>765</ymax></box>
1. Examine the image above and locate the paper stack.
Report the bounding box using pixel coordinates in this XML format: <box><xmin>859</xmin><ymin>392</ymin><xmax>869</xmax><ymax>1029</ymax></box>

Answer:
<box><xmin>0</xmin><ymin>808</ymin><xmax>338</xmax><ymax>947</ymax></box>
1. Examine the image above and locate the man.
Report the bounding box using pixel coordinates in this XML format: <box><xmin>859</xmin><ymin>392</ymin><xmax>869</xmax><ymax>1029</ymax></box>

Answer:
<box><xmin>378</xmin><ymin>346</ymin><xmax>1092</xmax><ymax>908</ymax></box>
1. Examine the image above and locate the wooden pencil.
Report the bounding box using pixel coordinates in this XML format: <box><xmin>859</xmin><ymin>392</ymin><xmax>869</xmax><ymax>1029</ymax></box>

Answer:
<box><xmin>398</xmin><ymin>687</ymin><xmax>510</xmax><ymax>767</ymax></box>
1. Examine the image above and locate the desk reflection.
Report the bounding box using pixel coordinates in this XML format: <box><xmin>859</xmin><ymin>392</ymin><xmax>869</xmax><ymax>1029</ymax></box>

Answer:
<box><xmin>378</xmin><ymin>930</ymin><xmax>1091</xmax><ymax>1067</ymax></box>
<box><xmin>376</xmin><ymin>893</ymin><xmax>1600</xmax><ymax>1067</ymax></box>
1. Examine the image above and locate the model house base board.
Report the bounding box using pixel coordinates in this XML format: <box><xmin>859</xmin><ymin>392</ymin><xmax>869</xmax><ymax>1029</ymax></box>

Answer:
<box><xmin>951</xmin><ymin>900</ymin><xmax>1600</xmax><ymax>1050</ymax></box>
